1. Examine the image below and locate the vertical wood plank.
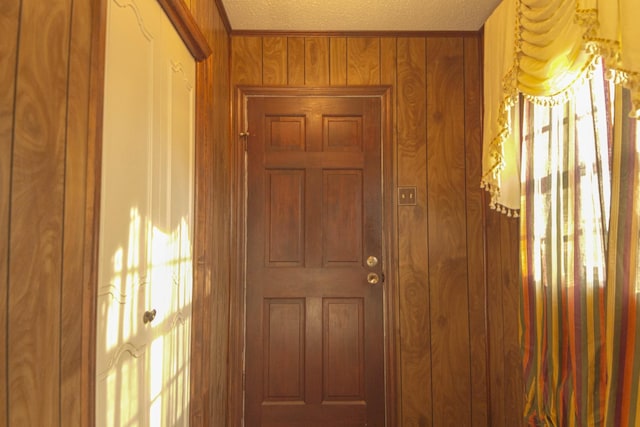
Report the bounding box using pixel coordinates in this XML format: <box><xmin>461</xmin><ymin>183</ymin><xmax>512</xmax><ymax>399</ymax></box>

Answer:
<box><xmin>287</xmin><ymin>37</ymin><xmax>305</xmax><ymax>86</ymax></box>
<box><xmin>329</xmin><ymin>37</ymin><xmax>347</xmax><ymax>86</ymax></box>
<box><xmin>81</xmin><ymin>3</ymin><xmax>106</xmax><ymax>425</ymax></box>
<box><xmin>0</xmin><ymin>0</ymin><xmax>20</xmax><ymax>425</ymax></box>
<box><xmin>486</xmin><ymin>209</ymin><xmax>507</xmax><ymax>427</ymax></box>
<box><xmin>426</xmin><ymin>36</ymin><xmax>471</xmax><ymax>427</ymax></box>
<box><xmin>501</xmin><ymin>216</ymin><xmax>524</xmax><ymax>427</ymax></box>
<box><xmin>380</xmin><ymin>35</ymin><xmax>399</xmax><ymax>426</ymax></box>
<box><xmin>190</xmin><ymin>1</ymin><xmax>215</xmax><ymax>425</ymax></box>
<box><xmin>304</xmin><ymin>37</ymin><xmax>329</xmax><ymax>86</ymax></box>
<box><xmin>263</xmin><ymin>36</ymin><xmax>287</xmax><ymax>85</ymax></box>
<box><xmin>60</xmin><ymin>0</ymin><xmax>93</xmax><ymax>424</ymax></box>
<box><xmin>347</xmin><ymin>37</ymin><xmax>380</xmax><ymax>85</ymax></box>
<box><xmin>396</xmin><ymin>37</ymin><xmax>431</xmax><ymax>427</ymax></box>
<box><xmin>8</xmin><ymin>0</ymin><xmax>71</xmax><ymax>424</ymax></box>
<box><xmin>192</xmin><ymin>57</ymin><xmax>212</xmax><ymax>427</ymax></box>
<box><xmin>486</xmin><ymin>212</ymin><xmax>524</xmax><ymax>427</ymax></box>
<box><xmin>231</xmin><ymin>36</ymin><xmax>263</xmax><ymax>85</ymax></box>
<box><xmin>189</xmin><ymin>1</ymin><xmax>232</xmax><ymax>425</ymax></box>
<box><xmin>209</xmin><ymin>8</ymin><xmax>233</xmax><ymax>427</ymax></box>
<box><xmin>380</xmin><ymin>37</ymin><xmax>396</xmax><ymax>88</ymax></box>
<box><xmin>463</xmin><ymin>35</ymin><xmax>490</xmax><ymax>427</ymax></box>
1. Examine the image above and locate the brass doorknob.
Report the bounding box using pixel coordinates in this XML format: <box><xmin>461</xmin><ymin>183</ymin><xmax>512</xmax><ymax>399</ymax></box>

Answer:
<box><xmin>143</xmin><ymin>309</ymin><xmax>157</xmax><ymax>324</ymax></box>
<box><xmin>367</xmin><ymin>272</ymin><xmax>380</xmax><ymax>285</ymax></box>
<box><xmin>366</xmin><ymin>256</ymin><xmax>379</xmax><ymax>267</ymax></box>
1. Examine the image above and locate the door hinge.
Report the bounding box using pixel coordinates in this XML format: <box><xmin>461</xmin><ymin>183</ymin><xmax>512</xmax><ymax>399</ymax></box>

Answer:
<box><xmin>239</xmin><ymin>131</ymin><xmax>250</xmax><ymax>151</ymax></box>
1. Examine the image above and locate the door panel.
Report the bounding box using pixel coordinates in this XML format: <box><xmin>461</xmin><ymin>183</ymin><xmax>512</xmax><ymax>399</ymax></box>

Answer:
<box><xmin>323</xmin><ymin>298</ymin><xmax>365</xmax><ymax>401</ymax></box>
<box><xmin>323</xmin><ymin>170</ymin><xmax>363</xmax><ymax>265</ymax></box>
<box><xmin>263</xmin><ymin>298</ymin><xmax>306</xmax><ymax>401</ymax></box>
<box><xmin>96</xmin><ymin>0</ymin><xmax>195</xmax><ymax>425</ymax></box>
<box><xmin>266</xmin><ymin>170</ymin><xmax>305</xmax><ymax>266</ymax></box>
<box><xmin>246</xmin><ymin>95</ymin><xmax>384</xmax><ymax>426</ymax></box>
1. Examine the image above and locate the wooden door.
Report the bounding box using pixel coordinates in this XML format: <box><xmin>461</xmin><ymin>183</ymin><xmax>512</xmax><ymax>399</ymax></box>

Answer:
<box><xmin>95</xmin><ymin>0</ymin><xmax>195</xmax><ymax>425</ymax></box>
<box><xmin>245</xmin><ymin>95</ymin><xmax>385</xmax><ymax>426</ymax></box>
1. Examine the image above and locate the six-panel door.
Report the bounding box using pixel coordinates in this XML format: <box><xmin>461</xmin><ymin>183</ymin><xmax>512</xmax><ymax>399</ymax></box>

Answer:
<box><xmin>245</xmin><ymin>95</ymin><xmax>385</xmax><ymax>426</ymax></box>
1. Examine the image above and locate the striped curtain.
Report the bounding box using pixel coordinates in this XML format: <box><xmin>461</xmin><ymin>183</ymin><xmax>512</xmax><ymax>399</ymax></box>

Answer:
<box><xmin>604</xmin><ymin>87</ymin><xmax>640</xmax><ymax>427</ymax></box>
<box><xmin>520</xmin><ymin>64</ymin><xmax>611</xmax><ymax>426</ymax></box>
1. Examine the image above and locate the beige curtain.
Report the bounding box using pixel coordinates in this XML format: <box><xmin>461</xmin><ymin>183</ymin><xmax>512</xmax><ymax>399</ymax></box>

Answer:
<box><xmin>482</xmin><ymin>0</ymin><xmax>520</xmax><ymax>216</ymax></box>
<box><xmin>482</xmin><ymin>0</ymin><xmax>640</xmax><ymax>215</ymax></box>
<box><xmin>587</xmin><ymin>0</ymin><xmax>640</xmax><ymax>107</ymax></box>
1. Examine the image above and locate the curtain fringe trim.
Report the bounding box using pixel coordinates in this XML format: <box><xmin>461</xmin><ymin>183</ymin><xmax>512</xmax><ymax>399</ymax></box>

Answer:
<box><xmin>483</xmin><ymin>2</ymin><xmax>639</xmax><ymax>218</ymax></box>
<box><xmin>481</xmin><ymin>1</ymin><xmax>533</xmax><ymax>218</ymax></box>
<box><xmin>480</xmin><ymin>180</ymin><xmax>521</xmax><ymax>218</ymax></box>
<box><xmin>585</xmin><ymin>40</ymin><xmax>640</xmax><ymax>118</ymax></box>
<box><xmin>578</xmin><ymin>7</ymin><xmax>640</xmax><ymax>117</ymax></box>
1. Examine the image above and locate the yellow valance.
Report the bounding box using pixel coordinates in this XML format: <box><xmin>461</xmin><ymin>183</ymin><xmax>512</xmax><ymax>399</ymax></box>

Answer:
<box><xmin>482</xmin><ymin>0</ymin><xmax>640</xmax><ymax>215</ymax></box>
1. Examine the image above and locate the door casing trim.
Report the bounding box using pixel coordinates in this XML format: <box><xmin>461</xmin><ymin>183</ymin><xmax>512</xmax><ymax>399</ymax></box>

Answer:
<box><xmin>229</xmin><ymin>86</ymin><xmax>399</xmax><ymax>426</ymax></box>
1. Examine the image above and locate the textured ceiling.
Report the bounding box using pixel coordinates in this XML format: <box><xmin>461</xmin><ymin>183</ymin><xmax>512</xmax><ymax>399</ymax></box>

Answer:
<box><xmin>220</xmin><ymin>0</ymin><xmax>501</xmax><ymax>32</ymax></box>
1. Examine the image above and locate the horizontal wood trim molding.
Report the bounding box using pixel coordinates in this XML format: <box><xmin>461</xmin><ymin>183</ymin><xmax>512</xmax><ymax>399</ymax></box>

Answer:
<box><xmin>157</xmin><ymin>0</ymin><xmax>212</xmax><ymax>61</ymax></box>
<box><xmin>237</xmin><ymin>85</ymin><xmax>393</xmax><ymax>98</ymax></box>
<box><xmin>231</xmin><ymin>29</ymin><xmax>481</xmax><ymax>38</ymax></box>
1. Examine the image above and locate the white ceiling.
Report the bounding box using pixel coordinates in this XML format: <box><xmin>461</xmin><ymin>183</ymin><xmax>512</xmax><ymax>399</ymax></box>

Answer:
<box><xmin>220</xmin><ymin>0</ymin><xmax>502</xmax><ymax>32</ymax></box>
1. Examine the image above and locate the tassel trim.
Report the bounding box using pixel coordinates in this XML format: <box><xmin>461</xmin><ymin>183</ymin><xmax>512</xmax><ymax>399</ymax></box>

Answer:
<box><xmin>480</xmin><ymin>180</ymin><xmax>521</xmax><ymax>218</ymax></box>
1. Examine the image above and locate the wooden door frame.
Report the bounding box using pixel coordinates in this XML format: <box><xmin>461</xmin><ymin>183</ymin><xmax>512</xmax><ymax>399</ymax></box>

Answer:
<box><xmin>229</xmin><ymin>86</ymin><xmax>399</xmax><ymax>426</ymax></box>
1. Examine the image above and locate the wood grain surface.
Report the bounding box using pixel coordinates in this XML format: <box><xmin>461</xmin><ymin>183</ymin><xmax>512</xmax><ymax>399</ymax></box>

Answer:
<box><xmin>0</xmin><ymin>0</ymin><xmax>20</xmax><ymax>425</ymax></box>
<box><xmin>189</xmin><ymin>0</ymin><xmax>232</xmax><ymax>425</ymax></box>
<box><xmin>501</xmin><ymin>216</ymin><xmax>524</xmax><ymax>427</ymax></box>
<box><xmin>157</xmin><ymin>0</ymin><xmax>211</xmax><ymax>60</ymax></box>
<box><xmin>232</xmin><ymin>36</ymin><xmax>263</xmax><ymax>85</ymax></box>
<box><xmin>379</xmin><ymin>36</ymin><xmax>399</xmax><ymax>425</ymax></box>
<box><xmin>287</xmin><ymin>37</ymin><xmax>305</xmax><ymax>85</ymax></box>
<box><xmin>486</xmin><ymin>208</ymin><xmax>524</xmax><ymax>427</ymax></box>
<box><xmin>2</xmin><ymin>0</ymin><xmax>220</xmax><ymax>425</ymax></box>
<box><xmin>486</xmin><ymin>208</ymin><xmax>506</xmax><ymax>426</ymax></box>
<box><xmin>263</xmin><ymin>36</ymin><xmax>288</xmax><ymax>85</ymax></box>
<box><xmin>60</xmin><ymin>0</ymin><xmax>94</xmax><ymax>424</ymax></box>
<box><xmin>347</xmin><ymin>37</ymin><xmax>380</xmax><ymax>85</ymax></box>
<box><xmin>207</xmin><ymin>7</ymin><xmax>233</xmax><ymax>427</ymax></box>
<box><xmin>329</xmin><ymin>37</ymin><xmax>347</xmax><ymax>86</ymax></box>
<box><xmin>8</xmin><ymin>0</ymin><xmax>71</xmax><ymax>424</ymax></box>
<box><xmin>228</xmin><ymin>32</ymin><xmax>524</xmax><ymax>427</ymax></box>
<box><xmin>190</xmin><ymin>0</ymin><xmax>214</xmax><ymax>424</ymax></box>
<box><xmin>396</xmin><ymin>37</ymin><xmax>432</xmax><ymax>427</ymax></box>
<box><xmin>426</xmin><ymin>36</ymin><xmax>471</xmax><ymax>426</ymax></box>
<box><xmin>463</xmin><ymin>35</ymin><xmax>490</xmax><ymax>427</ymax></box>
<box><xmin>190</xmin><ymin>51</ymin><xmax>212</xmax><ymax>427</ymax></box>
<box><xmin>304</xmin><ymin>37</ymin><xmax>330</xmax><ymax>86</ymax></box>
<box><xmin>0</xmin><ymin>17</ymin><xmax>523</xmax><ymax>426</ymax></box>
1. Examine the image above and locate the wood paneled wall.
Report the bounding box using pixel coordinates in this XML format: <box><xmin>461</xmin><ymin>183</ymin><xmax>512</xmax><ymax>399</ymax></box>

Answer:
<box><xmin>187</xmin><ymin>0</ymin><xmax>231</xmax><ymax>426</ymax></box>
<box><xmin>1</xmin><ymin>0</ymin><xmax>97</xmax><ymax>425</ymax></box>
<box><xmin>486</xmin><ymin>210</ymin><xmax>524</xmax><ymax>427</ymax></box>
<box><xmin>230</xmin><ymin>34</ymin><xmax>523</xmax><ymax>426</ymax></box>
<box><xmin>1</xmin><ymin>1</ymin><xmax>522</xmax><ymax>425</ymax></box>
<box><xmin>1</xmin><ymin>0</ymin><xmax>229</xmax><ymax>426</ymax></box>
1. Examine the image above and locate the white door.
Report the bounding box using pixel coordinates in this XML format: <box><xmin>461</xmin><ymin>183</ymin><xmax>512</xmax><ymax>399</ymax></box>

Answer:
<box><xmin>95</xmin><ymin>0</ymin><xmax>196</xmax><ymax>425</ymax></box>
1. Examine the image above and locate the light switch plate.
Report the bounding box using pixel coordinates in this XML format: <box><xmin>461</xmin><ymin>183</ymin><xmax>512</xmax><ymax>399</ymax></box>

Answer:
<box><xmin>398</xmin><ymin>186</ymin><xmax>417</xmax><ymax>205</ymax></box>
